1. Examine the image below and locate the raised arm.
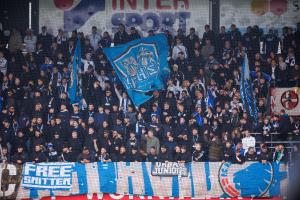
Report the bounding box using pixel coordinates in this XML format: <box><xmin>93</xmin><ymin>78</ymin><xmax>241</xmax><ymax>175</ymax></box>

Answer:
<box><xmin>114</xmin><ymin>84</ymin><xmax>122</xmax><ymax>100</ymax></box>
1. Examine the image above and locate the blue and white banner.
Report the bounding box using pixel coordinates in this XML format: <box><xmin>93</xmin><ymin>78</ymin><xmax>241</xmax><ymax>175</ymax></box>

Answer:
<box><xmin>21</xmin><ymin>163</ymin><xmax>74</xmax><ymax>190</ymax></box>
<box><xmin>240</xmin><ymin>54</ymin><xmax>258</xmax><ymax>121</ymax></box>
<box><xmin>16</xmin><ymin>162</ymin><xmax>288</xmax><ymax>199</ymax></box>
<box><xmin>68</xmin><ymin>38</ymin><xmax>82</xmax><ymax>104</ymax></box>
<box><xmin>103</xmin><ymin>34</ymin><xmax>170</xmax><ymax>107</ymax></box>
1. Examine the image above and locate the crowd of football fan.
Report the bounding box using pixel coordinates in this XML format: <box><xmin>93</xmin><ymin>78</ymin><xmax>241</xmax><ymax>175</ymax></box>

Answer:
<box><xmin>0</xmin><ymin>23</ymin><xmax>299</xmax><ymax>164</ymax></box>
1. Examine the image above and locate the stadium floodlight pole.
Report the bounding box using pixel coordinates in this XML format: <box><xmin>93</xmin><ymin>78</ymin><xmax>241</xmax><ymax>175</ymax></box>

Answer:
<box><xmin>29</xmin><ymin>1</ymin><xmax>32</xmax><ymax>29</ymax></box>
<box><xmin>210</xmin><ymin>0</ymin><xmax>220</xmax><ymax>33</ymax></box>
<box><xmin>209</xmin><ymin>0</ymin><xmax>212</xmax><ymax>26</ymax></box>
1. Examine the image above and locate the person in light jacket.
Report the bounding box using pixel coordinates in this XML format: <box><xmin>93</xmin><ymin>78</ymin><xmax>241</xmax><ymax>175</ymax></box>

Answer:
<box><xmin>242</xmin><ymin>130</ymin><xmax>256</xmax><ymax>155</ymax></box>
<box><xmin>24</xmin><ymin>29</ymin><xmax>37</xmax><ymax>53</ymax></box>
<box><xmin>172</xmin><ymin>37</ymin><xmax>188</xmax><ymax>60</ymax></box>
<box><xmin>141</xmin><ymin>129</ymin><xmax>160</xmax><ymax>155</ymax></box>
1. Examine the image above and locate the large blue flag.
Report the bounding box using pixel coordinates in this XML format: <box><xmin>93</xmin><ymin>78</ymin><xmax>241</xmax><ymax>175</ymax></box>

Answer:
<box><xmin>207</xmin><ymin>88</ymin><xmax>215</xmax><ymax>109</ymax></box>
<box><xmin>68</xmin><ymin>38</ymin><xmax>82</xmax><ymax>103</ymax></box>
<box><xmin>240</xmin><ymin>54</ymin><xmax>258</xmax><ymax>121</ymax></box>
<box><xmin>103</xmin><ymin>34</ymin><xmax>170</xmax><ymax>107</ymax></box>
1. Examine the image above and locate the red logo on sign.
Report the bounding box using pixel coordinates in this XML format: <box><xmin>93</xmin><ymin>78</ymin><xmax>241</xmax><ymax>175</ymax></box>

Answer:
<box><xmin>280</xmin><ymin>90</ymin><xmax>299</xmax><ymax>110</ymax></box>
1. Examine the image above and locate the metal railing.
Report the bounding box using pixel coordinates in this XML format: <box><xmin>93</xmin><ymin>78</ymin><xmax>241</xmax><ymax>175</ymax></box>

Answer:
<box><xmin>251</xmin><ymin>132</ymin><xmax>300</xmax><ymax>162</ymax></box>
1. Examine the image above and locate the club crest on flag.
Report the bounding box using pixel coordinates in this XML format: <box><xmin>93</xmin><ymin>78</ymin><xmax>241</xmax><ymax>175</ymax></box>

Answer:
<box><xmin>113</xmin><ymin>43</ymin><xmax>160</xmax><ymax>90</ymax></box>
<box><xmin>104</xmin><ymin>34</ymin><xmax>170</xmax><ymax>107</ymax></box>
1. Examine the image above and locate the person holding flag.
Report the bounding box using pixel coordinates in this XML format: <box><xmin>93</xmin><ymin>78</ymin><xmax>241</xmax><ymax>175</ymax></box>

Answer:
<box><xmin>206</xmin><ymin>87</ymin><xmax>216</xmax><ymax>110</ymax></box>
<box><xmin>68</xmin><ymin>38</ymin><xmax>84</xmax><ymax>106</ymax></box>
<box><xmin>240</xmin><ymin>54</ymin><xmax>258</xmax><ymax>123</ymax></box>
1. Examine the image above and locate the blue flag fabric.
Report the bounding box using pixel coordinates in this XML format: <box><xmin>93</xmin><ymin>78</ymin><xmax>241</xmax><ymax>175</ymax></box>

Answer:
<box><xmin>68</xmin><ymin>38</ymin><xmax>82</xmax><ymax>103</ymax></box>
<box><xmin>250</xmin><ymin>71</ymin><xmax>272</xmax><ymax>82</ymax></box>
<box><xmin>103</xmin><ymin>34</ymin><xmax>170</xmax><ymax>107</ymax></box>
<box><xmin>240</xmin><ymin>54</ymin><xmax>258</xmax><ymax>121</ymax></box>
<box><xmin>207</xmin><ymin>89</ymin><xmax>215</xmax><ymax>109</ymax></box>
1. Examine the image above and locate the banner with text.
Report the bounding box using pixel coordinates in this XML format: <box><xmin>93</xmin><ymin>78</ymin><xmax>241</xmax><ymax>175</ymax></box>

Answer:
<box><xmin>21</xmin><ymin>163</ymin><xmax>74</xmax><ymax>190</ymax></box>
<box><xmin>38</xmin><ymin>194</ymin><xmax>283</xmax><ymax>200</ymax></box>
<box><xmin>151</xmin><ymin>162</ymin><xmax>189</xmax><ymax>177</ymax></box>
<box><xmin>39</xmin><ymin>0</ymin><xmax>209</xmax><ymax>36</ymax></box>
<box><xmin>0</xmin><ymin>162</ymin><xmax>288</xmax><ymax>199</ymax></box>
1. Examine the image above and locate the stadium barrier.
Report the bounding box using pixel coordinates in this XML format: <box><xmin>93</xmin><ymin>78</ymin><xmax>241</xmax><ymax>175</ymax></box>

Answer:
<box><xmin>36</xmin><ymin>193</ymin><xmax>284</xmax><ymax>200</ymax></box>
<box><xmin>0</xmin><ymin>162</ymin><xmax>288</xmax><ymax>199</ymax></box>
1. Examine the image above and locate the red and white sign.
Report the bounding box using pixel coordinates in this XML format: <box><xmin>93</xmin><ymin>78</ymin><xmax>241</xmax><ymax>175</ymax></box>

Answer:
<box><xmin>270</xmin><ymin>87</ymin><xmax>300</xmax><ymax>116</ymax></box>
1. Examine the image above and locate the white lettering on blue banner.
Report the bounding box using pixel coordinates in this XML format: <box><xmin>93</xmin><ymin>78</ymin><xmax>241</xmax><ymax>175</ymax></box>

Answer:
<box><xmin>21</xmin><ymin>163</ymin><xmax>74</xmax><ymax>190</ymax></box>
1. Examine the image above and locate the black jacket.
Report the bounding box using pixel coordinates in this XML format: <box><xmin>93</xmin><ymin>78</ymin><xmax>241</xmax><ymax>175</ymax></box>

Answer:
<box><xmin>258</xmin><ymin>150</ymin><xmax>273</xmax><ymax>162</ymax></box>
<box><xmin>223</xmin><ymin>147</ymin><xmax>235</xmax><ymax>162</ymax></box>
<box><xmin>31</xmin><ymin>151</ymin><xmax>48</xmax><ymax>163</ymax></box>
<box><xmin>114</xmin><ymin>31</ymin><xmax>129</xmax><ymax>46</ymax></box>
<box><xmin>112</xmin><ymin>152</ymin><xmax>129</xmax><ymax>162</ymax></box>
<box><xmin>180</xmin><ymin>151</ymin><xmax>192</xmax><ymax>162</ymax></box>
<box><xmin>11</xmin><ymin>152</ymin><xmax>28</xmax><ymax>164</ymax></box>
<box><xmin>192</xmin><ymin>149</ymin><xmax>207</xmax><ymax>162</ymax></box>
<box><xmin>157</xmin><ymin>151</ymin><xmax>172</xmax><ymax>162</ymax></box>
<box><xmin>245</xmin><ymin>152</ymin><xmax>259</xmax><ymax>161</ymax></box>
<box><xmin>147</xmin><ymin>154</ymin><xmax>158</xmax><ymax>162</ymax></box>
<box><xmin>68</xmin><ymin>138</ymin><xmax>83</xmax><ymax>157</ymax></box>
<box><xmin>129</xmin><ymin>152</ymin><xmax>142</xmax><ymax>162</ymax></box>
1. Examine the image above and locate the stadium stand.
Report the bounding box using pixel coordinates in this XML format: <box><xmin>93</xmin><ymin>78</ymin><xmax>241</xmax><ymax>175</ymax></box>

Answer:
<box><xmin>1</xmin><ymin>0</ymin><xmax>300</xmax><ymax>199</ymax></box>
<box><xmin>0</xmin><ymin>22</ymin><xmax>299</xmax><ymax>166</ymax></box>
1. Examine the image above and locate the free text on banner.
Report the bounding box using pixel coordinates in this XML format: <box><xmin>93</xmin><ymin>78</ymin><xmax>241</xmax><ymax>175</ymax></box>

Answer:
<box><xmin>21</xmin><ymin>163</ymin><xmax>74</xmax><ymax>190</ymax></box>
<box><xmin>0</xmin><ymin>162</ymin><xmax>288</xmax><ymax>199</ymax></box>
